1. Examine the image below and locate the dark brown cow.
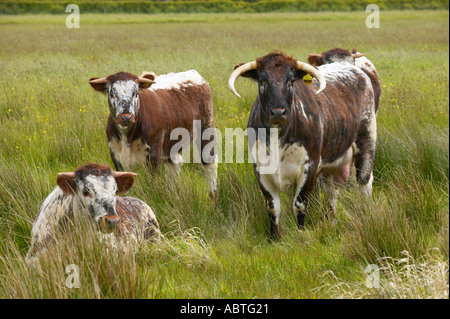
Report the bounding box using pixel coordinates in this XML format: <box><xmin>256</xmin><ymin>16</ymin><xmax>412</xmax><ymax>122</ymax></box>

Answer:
<box><xmin>229</xmin><ymin>51</ymin><xmax>376</xmax><ymax>239</ymax></box>
<box><xmin>89</xmin><ymin>70</ymin><xmax>218</xmax><ymax>196</ymax></box>
<box><xmin>26</xmin><ymin>163</ymin><xmax>160</xmax><ymax>262</ymax></box>
<box><xmin>308</xmin><ymin>47</ymin><xmax>381</xmax><ymax>113</ymax></box>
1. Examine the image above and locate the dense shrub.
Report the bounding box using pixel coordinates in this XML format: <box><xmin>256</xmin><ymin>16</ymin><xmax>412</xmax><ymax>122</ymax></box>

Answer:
<box><xmin>0</xmin><ymin>0</ymin><xmax>448</xmax><ymax>15</ymax></box>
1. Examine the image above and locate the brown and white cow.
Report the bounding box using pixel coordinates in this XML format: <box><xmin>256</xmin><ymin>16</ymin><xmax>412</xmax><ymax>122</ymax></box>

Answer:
<box><xmin>26</xmin><ymin>163</ymin><xmax>160</xmax><ymax>261</ymax></box>
<box><xmin>228</xmin><ymin>51</ymin><xmax>376</xmax><ymax>239</ymax></box>
<box><xmin>308</xmin><ymin>47</ymin><xmax>381</xmax><ymax>113</ymax></box>
<box><xmin>89</xmin><ymin>70</ymin><xmax>218</xmax><ymax>196</ymax></box>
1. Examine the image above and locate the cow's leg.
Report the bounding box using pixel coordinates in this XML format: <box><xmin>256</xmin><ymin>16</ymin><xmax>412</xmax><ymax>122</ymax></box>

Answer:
<box><xmin>203</xmin><ymin>155</ymin><xmax>218</xmax><ymax>198</ymax></box>
<box><xmin>146</xmin><ymin>133</ymin><xmax>164</xmax><ymax>174</ymax></box>
<box><xmin>293</xmin><ymin>167</ymin><xmax>316</xmax><ymax>229</ymax></box>
<box><xmin>355</xmin><ymin>116</ymin><xmax>376</xmax><ymax>197</ymax></box>
<box><xmin>167</xmin><ymin>153</ymin><xmax>183</xmax><ymax>180</ymax></box>
<box><xmin>110</xmin><ymin>148</ymin><xmax>123</xmax><ymax>171</ymax></box>
<box><xmin>198</xmin><ymin>120</ymin><xmax>218</xmax><ymax>197</ymax></box>
<box><xmin>255</xmin><ymin>165</ymin><xmax>281</xmax><ymax>239</ymax></box>
<box><xmin>322</xmin><ymin>173</ymin><xmax>338</xmax><ymax>218</ymax></box>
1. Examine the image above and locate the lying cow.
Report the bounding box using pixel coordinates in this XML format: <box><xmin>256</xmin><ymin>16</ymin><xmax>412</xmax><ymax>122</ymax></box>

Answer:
<box><xmin>89</xmin><ymin>70</ymin><xmax>218</xmax><ymax>196</ymax></box>
<box><xmin>307</xmin><ymin>47</ymin><xmax>381</xmax><ymax>113</ymax></box>
<box><xmin>228</xmin><ymin>51</ymin><xmax>376</xmax><ymax>238</ymax></box>
<box><xmin>26</xmin><ymin>163</ymin><xmax>160</xmax><ymax>261</ymax></box>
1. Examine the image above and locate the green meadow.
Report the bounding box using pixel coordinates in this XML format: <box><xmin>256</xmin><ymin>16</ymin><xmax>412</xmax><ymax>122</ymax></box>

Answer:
<box><xmin>0</xmin><ymin>10</ymin><xmax>448</xmax><ymax>298</ymax></box>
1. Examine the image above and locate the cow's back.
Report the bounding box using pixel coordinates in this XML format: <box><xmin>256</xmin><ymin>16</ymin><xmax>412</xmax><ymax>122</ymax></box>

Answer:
<box><xmin>116</xmin><ymin>197</ymin><xmax>160</xmax><ymax>241</ymax></box>
<box><xmin>137</xmin><ymin>70</ymin><xmax>213</xmax><ymax>154</ymax></box>
<box><xmin>315</xmin><ymin>63</ymin><xmax>375</xmax><ymax>163</ymax></box>
<box><xmin>354</xmin><ymin>55</ymin><xmax>381</xmax><ymax>113</ymax></box>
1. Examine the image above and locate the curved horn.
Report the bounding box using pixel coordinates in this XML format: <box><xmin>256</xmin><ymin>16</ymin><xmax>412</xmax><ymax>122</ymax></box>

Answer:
<box><xmin>228</xmin><ymin>61</ymin><xmax>257</xmax><ymax>98</ymax></box>
<box><xmin>137</xmin><ymin>77</ymin><xmax>155</xmax><ymax>85</ymax></box>
<box><xmin>352</xmin><ymin>53</ymin><xmax>366</xmax><ymax>59</ymax></box>
<box><xmin>89</xmin><ymin>77</ymin><xmax>108</xmax><ymax>84</ymax></box>
<box><xmin>112</xmin><ymin>171</ymin><xmax>137</xmax><ymax>178</ymax></box>
<box><xmin>57</xmin><ymin>172</ymin><xmax>76</xmax><ymax>178</ymax></box>
<box><xmin>296</xmin><ymin>61</ymin><xmax>326</xmax><ymax>95</ymax></box>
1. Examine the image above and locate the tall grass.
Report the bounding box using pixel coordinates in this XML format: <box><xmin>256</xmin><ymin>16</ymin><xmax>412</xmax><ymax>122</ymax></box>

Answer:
<box><xmin>0</xmin><ymin>11</ymin><xmax>448</xmax><ymax>298</ymax></box>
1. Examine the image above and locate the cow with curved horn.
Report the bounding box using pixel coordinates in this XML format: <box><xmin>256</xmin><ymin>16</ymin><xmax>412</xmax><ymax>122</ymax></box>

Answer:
<box><xmin>89</xmin><ymin>70</ymin><xmax>218</xmax><ymax>197</ymax></box>
<box><xmin>229</xmin><ymin>51</ymin><xmax>376</xmax><ymax>239</ymax></box>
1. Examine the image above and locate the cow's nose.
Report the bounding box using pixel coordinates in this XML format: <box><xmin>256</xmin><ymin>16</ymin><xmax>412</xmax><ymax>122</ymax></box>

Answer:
<box><xmin>117</xmin><ymin>113</ymin><xmax>134</xmax><ymax>125</ymax></box>
<box><xmin>105</xmin><ymin>215</ymin><xmax>120</xmax><ymax>229</ymax></box>
<box><xmin>269</xmin><ymin>108</ymin><xmax>287</xmax><ymax>124</ymax></box>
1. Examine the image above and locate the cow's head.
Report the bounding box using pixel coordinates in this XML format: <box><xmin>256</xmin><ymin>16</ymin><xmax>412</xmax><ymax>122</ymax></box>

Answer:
<box><xmin>89</xmin><ymin>72</ymin><xmax>155</xmax><ymax>129</ymax></box>
<box><xmin>56</xmin><ymin>163</ymin><xmax>137</xmax><ymax>231</ymax></box>
<box><xmin>229</xmin><ymin>51</ymin><xmax>326</xmax><ymax>127</ymax></box>
<box><xmin>307</xmin><ymin>48</ymin><xmax>365</xmax><ymax>67</ymax></box>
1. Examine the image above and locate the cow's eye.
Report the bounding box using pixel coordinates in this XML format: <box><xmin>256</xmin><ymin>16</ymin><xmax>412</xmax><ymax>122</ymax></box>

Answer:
<box><xmin>258</xmin><ymin>79</ymin><xmax>265</xmax><ymax>86</ymax></box>
<box><xmin>288</xmin><ymin>78</ymin><xmax>295</xmax><ymax>86</ymax></box>
<box><xmin>83</xmin><ymin>189</ymin><xmax>92</xmax><ymax>197</ymax></box>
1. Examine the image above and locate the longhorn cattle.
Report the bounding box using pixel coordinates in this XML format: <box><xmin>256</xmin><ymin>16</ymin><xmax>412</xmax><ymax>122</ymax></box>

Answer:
<box><xmin>26</xmin><ymin>163</ymin><xmax>160</xmax><ymax>261</ymax></box>
<box><xmin>308</xmin><ymin>47</ymin><xmax>381</xmax><ymax>113</ymax></box>
<box><xmin>89</xmin><ymin>70</ymin><xmax>218</xmax><ymax>196</ymax></box>
<box><xmin>229</xmin><ymin>51</ymin><xmax>376</xmax><ymax>239</ymax></box>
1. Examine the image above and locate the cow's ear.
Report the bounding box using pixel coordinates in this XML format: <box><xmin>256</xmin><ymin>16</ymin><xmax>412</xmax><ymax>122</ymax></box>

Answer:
<box><xmin>234</xmin><ymin>63</ymin><xmax>258</xmax><ymax>80</ymax></box>
<box><xmin>113</xmin><ymin>172</ymin><xmax>137</xmax><ymax>194</ymax></box>
<box><xmin>138</xmin><ymin>72</ymin><xmax>156</xmax><ymax>89</ymax></box>
<box><xmin>307</xmin><ymin>54</ymin><xmax>324</xmax><ymax>67</ymax></box>
<box><xmin>57</xmin><ymin>172</ymin><xmax>77</xmax><ymax>194</ymax></box>
<box><xmin>89</xmin><ymin>77</ymin><xmax>108</xmax><ymax>93</ymax></box>
<box><xmin>295</xmin><ymin>70</ymin><xmax>308</xmax><ymax>80</ymax></box>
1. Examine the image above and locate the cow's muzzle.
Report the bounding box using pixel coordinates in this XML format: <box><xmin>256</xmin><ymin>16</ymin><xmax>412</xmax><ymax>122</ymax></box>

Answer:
<box><xmin>99</xmin><ymin>215</ymin><xmax>121</xmax><ymax>231</ymax></box>
<box><xmin>269</xmin><ymin>108</ymin><xmax>287</xmax><ymax>125</ymax></box>
<box><xmin>117</xmin><ymin>113</ymin><xmax>135</xmax><ymax>126</ymax></box>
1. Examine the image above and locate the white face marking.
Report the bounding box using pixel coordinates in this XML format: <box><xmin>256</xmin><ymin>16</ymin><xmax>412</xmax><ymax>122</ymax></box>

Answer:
<box><xmin>148</xmin><ymin>70</ymin><xmax>206</xmax><ymax>91</ymax></box>
<box><xmin>76</xmin><ymin>175</ymin><xmax>118</xmax><ymax>221</ymax></box>
<box><xmin>108</xmin><ymin>80</ymin><xmax>140</xmax><ymax>119</ymax></box>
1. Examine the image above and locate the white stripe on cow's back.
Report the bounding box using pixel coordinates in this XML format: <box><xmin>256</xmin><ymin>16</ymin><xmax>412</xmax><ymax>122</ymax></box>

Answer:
<box><xmin>146</xmin><ymin>69</ymin><xmax>206</xmax><ymax>91</ymax></box>
<box><xmin>317</xmin><ymin>62</ymin><xmax>361</xmax><ymax>84</ymax></box>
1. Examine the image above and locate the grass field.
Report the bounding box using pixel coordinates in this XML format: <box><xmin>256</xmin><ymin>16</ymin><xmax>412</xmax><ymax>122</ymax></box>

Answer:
<box><xmin>0</xmin><ymin>10</ymin><xmax>448</xmax><ymax>299</ymax></box>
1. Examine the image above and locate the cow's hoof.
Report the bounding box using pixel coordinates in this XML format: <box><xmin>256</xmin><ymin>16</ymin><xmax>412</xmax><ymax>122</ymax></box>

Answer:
<box><xmin>269</xmin><ymin>224</ymin><xmax>282</xmax><ymax>241</ymax></box>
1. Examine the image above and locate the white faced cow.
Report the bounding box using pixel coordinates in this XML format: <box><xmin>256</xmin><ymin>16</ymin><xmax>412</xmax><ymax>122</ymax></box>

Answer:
<box><xmin>26</xmin><ymin>163</ymin><xmax>160</xmax><ymax>261</ymax></box>
<box><xmin>229</xmin><ymin>51</ymin><xmax>376</xmax><ymax>239</ymax></box>
<box><xmin>89</xmin><ymin>70</ymin><xmax>218</xmax><ymax>197</ymax></box>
